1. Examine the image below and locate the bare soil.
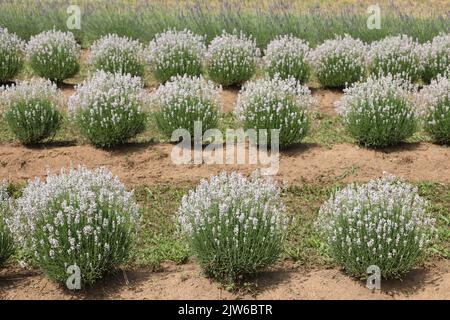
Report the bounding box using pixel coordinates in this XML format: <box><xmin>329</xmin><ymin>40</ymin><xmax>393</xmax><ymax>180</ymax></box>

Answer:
<box><xmin>0</xmin><ymin>142</ymin><xmax>449</xmax><ymax>187</ymax></box>
<box><xmin>311</xmin><ymin>88</ymin><xmax>343</xmax><ymax>115</ymax></box>
<box><xmin>1</xmin><ymin>260</ymin><xmax>449</xmax><ymax>300</ymax></box>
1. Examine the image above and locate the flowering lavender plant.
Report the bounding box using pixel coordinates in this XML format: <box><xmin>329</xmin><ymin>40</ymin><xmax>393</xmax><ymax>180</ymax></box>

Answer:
<box><xmin>68</xmin><ymin>71</ymin><xmax>147</xmax><ymax>148</ymax></box>
<box><xmin>9</xmin><ymin>166</ymin><xmax>140</xmax><ymax>286</ymax></box>
<box><xmin>421</xmin><ymin>34</ymin><xmax>450</xmax><ymax>84</ymax></box>
<box><xmin>369</xmin><ymin>35</ymin><xmax>422</xmax><ymax>83</ymax></box>
<box><xmin>177</xmin><ymin>172</ymin><xmax>288</xmax><ymax>282</ymax></box>
<box><xmin>235</xmin><ymin>76</ymin><xmax>314</xmax><ymax>147</ymax></box>
<box><xmin>336</xmin><ymin>75</ymin><xmax>418</xmax><ymax>147</ymax></box>
<box><xmin>0</xmin><ymin>182</ymin><xmax>14</xmax><ymax>267</ymax></box>
<box><xmin>1</xmin><ymin>78</ymin><xmax>63</xmax><ymax>144</ymax></box>
<box><xmin>206</xmin><ymin>31</ymin><xmax>260</xmax><ymax>87</ymax></box>
<box><xmin>147</xmin><ymin>29</ymin><xmax>205</xmax><ymax>83</ymax></box>
<box><xmin>309</xmin><ymin>35</ymin><xmax>367</xmax><ymax>88</ymax></box>
<box><xmin>417</xmin><ymin>76</ymin><xmax>450</xmax><ymax>144</ymax></box>
<box><xmin>25</xmin><ymin>29</ymin><xmax>80</xmax><ymax>82</ymax></box>
<box><xmin>151</xmin><ymin>75</ymin><xmax>221</xmax><ymax>137</ymax></box>
<box><xmin>263</xmin><ymin>35</ymin><xmax>311</xmax><ymax>84</ymax></box>
<box><xmin>0</xmin><ymin>27</ymin><xmax>24</xmax><ymax>83</ymax></box>
<box><xmin>90</xmin><ymin>34</ymin><xmax>146</xmax><ymax>77</ymax></box>
<box><xmin>316</xmin><ymin>174</ymin><xmax>435</xmax><ymax>279</ymax></box>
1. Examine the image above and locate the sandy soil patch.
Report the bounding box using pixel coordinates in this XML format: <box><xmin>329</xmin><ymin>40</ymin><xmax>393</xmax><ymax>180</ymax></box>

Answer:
<box><xmin>1</xmin><ymin>260</ymin><xmax>449</xmax><ymax>300</ymax></box>
<box><xmin>311</xmin><ymin>88</ymin><xmax>343</xmax><ymax>115</ymax></box>
<box><xmin>0</xmin><ymin>142</ymin><xmax>449</xmax><ymax>186</ymax></box>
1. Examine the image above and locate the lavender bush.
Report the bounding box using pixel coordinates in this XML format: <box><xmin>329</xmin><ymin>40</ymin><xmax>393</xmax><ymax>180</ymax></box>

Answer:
<box><xmin>90</xmin><ymin>34</ymin><xmax>145</xmax><ymax>77</ymax></box>
<box><xmin>147</xmin><ymin>29</ymin><xmax>205</xmax><ymax>83</ymax></box>
<box><xmin>418</xmin><ymin>76</ymin><xmax>450</xmax><ymax>144</ymax></box>
<box><xmin>9</xmin><ymin>166</ymin><xmax>140</xmax><ymax>286</ymax></box>
<box><xmin>151</xmin><ymin>75</ymin><xmax>221</xmax><ymax>137</ymax></box>
<box><xmin>235</xmin><ymin>76</ymin><xmax>313</xmax><ymax>147</ymax></box>
<box><xmin>309</xmin><ymin>35</ymin><xmax>367</xmax><ymax>88</ymax></box>
<box><xmin>206</xmin><ymin>31</ymin><xmax>260</xmax><ymax>87</ymax></box>
<box><xmin>1</xmin><ymin>78</ymin><xmax>63</xmax><ymax>144</ymax></box>
<box><xmin>178</xmin><ymin>172</ymin><xmax>288</xmax><ymax>282</ymax></box>
<box><xmin>316</xmin><ymin>174</ymin><xmax>435</xmax><ymax>279</ymax></box>
<box><xmin>336</xmin><ymin>75</ymin><xmax>417</xmax><ymax>148</ymax></box>
<box><xmin>0</xmin><ymin>182</ymin><xmax>14</xmax><ymax>267</ymax></box>
<box><xmin>25</xmin><ymin>29</ymin><xmax>80</xmax><ymax>82</ymax></box>
<box><xmin>0</xmin><ymin>27</ymin><xmax>24</xmax><ymax>83</ymax></box>
<box><xmin>69</xmin><ymin>71</ymin><xmax>147</xmax><ymax>148</ymax></box>
<box><xmin>263</xmin><ymin>35</ymin><xmax>311</xmax><ymax>84</ymax></box>
<box><xmin>369</xmin><ymin>35</ymin><xmax>422</xmax><ymax>82</ymax></box>
<box><xmin>421</xmin><ymin>34</ymin><xmax>450</xmax><ymax>84</ymax></box>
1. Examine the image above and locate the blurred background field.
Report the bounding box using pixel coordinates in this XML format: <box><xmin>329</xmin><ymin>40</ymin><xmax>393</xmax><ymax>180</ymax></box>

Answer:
<box><xmin>0</xmin><ymin>0</ymin><xmax>448</xmax><ymax>48</ymax></box>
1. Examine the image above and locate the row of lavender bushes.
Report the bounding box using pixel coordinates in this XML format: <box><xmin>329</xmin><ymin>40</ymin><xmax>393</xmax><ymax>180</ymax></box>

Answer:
<box><xmin>0</xmin><ymin>0</ymin><xmax>447</xmax><ymax>48</ymax></box>
<box><xmin>1</xmin><ymin>28</ymin><xmax>449</xmax><ymax>87</ymax></box>
<box><xmin>0</xmin><ymin>168</ymin><xmax>437</xmax><ymax>288</ymax></box>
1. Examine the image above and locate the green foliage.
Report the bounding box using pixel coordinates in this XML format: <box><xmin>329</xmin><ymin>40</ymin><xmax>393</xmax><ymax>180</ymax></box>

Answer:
<box><xmin>0</xmin><ymin>185</ymin><xmax>14</xmax><ymax>267</ymax></box>
<box><xmin>317</xmin><ymin>175</ymin><xmax>435</xmax><ymax>279</ymax></box>
<box><xmin>5</xmin><ymin>99</ymin><xmax>62</xmax><ymax>144</ymax></box>
<box><xmin>178</xmin><ymin>173</ymin><xmax>287</xmax><ymax>283</ymax></box>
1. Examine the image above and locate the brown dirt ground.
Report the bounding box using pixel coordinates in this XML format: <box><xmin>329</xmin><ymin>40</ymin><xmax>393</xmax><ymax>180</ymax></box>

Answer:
<box><xmin>1</xmin><ymin>260</ymin><xmax>449</xmax><ymax>300</ymax></box>
<box><xmin>0</xmin><ymin>142</ymin><xmax>449</xmax><ymax>187</ymax></box>
<box><xmin>311</xmin><ymin>88</ymin><xmax>343</xmax><ymax>115</ymax></box>
<box><xmin>1</xmin><ymin>88</ymin><xmax>449</xmax><ymax>300</ymax></box>
<box><xmin>220</xmin><ymin>88</ymin><xmax>240</xmax><ymax>112</ymax></box>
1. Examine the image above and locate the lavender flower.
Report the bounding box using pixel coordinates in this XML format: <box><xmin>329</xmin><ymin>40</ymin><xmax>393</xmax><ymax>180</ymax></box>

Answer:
<box><xmin>9</xmin><ymin>166</ymin><xmax>140</xmax><ymax>286</ymax></box>
<box><xmin>150</xmin><ymin>75</ymin><xmax>221</xmax><ymax>136</ymax></box>
<box><xmin>90</xmin><ymin>34</ymin><xmax>145</xmax><ymax>77</ymax></box>
<box><xmin>309</xmin><ymin>35</ymin><xmax>367</xmax><ymax>88</ymax></box>
<box><xmin>178</xmin><ymin>171</ymin><xmax>287</xmax><ymax>282</ymax></box>
<box><xmin>147</xmin><ymin>29</ymin><xmax>205</xmax><ymax>83</ymax></box>
<box><xmin>420</xmin><ymin>33</ymin><xmax>450</xmax><ymax>83</ymax></box>
<box><xmin>1</xmin><ymin>78</ymin><xmax>63</xmax><ymax>144</ymax></box>
<box><xmin>0</xmin><ymin>27</ymin><xmax>24</xmax><ymax>83</ymax></box>
<box><xmin>336</xmin><ymin>74</ymin><xmax>418</xmax><ymax>147</ymax></box>
<box><xmin>25</xmin><ymin>29</ymin><xmax>80</xmax><ymax>82</ymax></box>
<box><xmin>316</xmin><ymin>174</ymin><xmax>435</xmax><ymax>279</ymax></box>
<box><xmin>0</xmin><ymin>181</ymin><xmax>14</xmax><ymax>267</ymax></box>
<box><xmin>369</xmin><ymin>35</ymin><xmax>422</xmax><ymax>82</ymax></box>
<box><xmin>68</xmin><ymin>71</ymin><xmax>147</xmax><ymax>148</ymax></box>
<box><xmin>235</xmin><ymin>76</ymin><xmax>314</xmax><ymax>147</ymax></box>
<box><xmin>206</xmin><ymin>31</ymin><xmax>260</xmax><ymax>86</ymax></box>
<box><xmin>417</xmin><ymin>76</ymin><xmax>450</xmax><ymax>143</ymax></box>
<box><xmin>263</xmin><ymin>35</ymin><xmax>311</xmax><ymax>84</ymax></box>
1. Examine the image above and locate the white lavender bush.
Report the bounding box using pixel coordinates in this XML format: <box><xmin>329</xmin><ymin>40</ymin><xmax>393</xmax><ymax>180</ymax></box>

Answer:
<box><xmin>263</xmin><ymin>35</ymin><xmax>311</xmax><ymax>84</ymax></box>
<box><xmin>0</xmin><ymin>182</ymin><xmax>14</xmax><ymax>267</ymax></box>
<box><xmin>235</xmin><ymin>76</ymin><xmax>313</xmax><ymax>147</ymax></box>
<box><xmin>9</xmin><ymin>166</ymin><xmax>140</xmax><ymax>286</ymax></box>
<box><xmin>69</xmin><ymin>71</ymin><xmax>147</xmax><ymax>148</ymax></box>
<box><xmin>178</xmin><ymin>172</ymin><xmax>288</xmax><ymax>282</ymax></box>
<box><xmin>369</xmin><ymin>35</ymin><xmax>422</xmax><ymax>83</ymax></box>
<box><xmin>417</xmin><ymin>76</ymin><xmax>450</xmax><ymax>144</ymax></box>
<box><xmin>206</xmin><ymin>31</ymin><xmax>260</xmax><ymax>87</ymax></box>
<box><xmin>147</xmin><ymin>29</ymin><xmax>205</xmax><ymax>83</ymax></box>
<box><xmin>151</xmin><ymin>75</ymin><xmax>221</xmax><ymax>136</ymax></box>
<box><xmin>90</xmin><ymin>34</ymin><xmax>146</xmax><ymax>77</ymax></box>
<box><xmin>1</xmin><ymin>78</ymin><xmax>63</xmax><ymax>144</ymax></box>
<box><xmin>25</xmin><ymin>29</ymin><xmax>80</xmax><ymax>82</ymax></box>
<box><xmin>336</xmin><ymin>75</ymin><xmax>417</xmax><ymax>147</ymax></box>
<box><xmin>421</xmin><ymin>34</ymin><xmax>450</xmax><ymax>84</ymax></box>
<box><xmin>0</xmin><ymin>28</ymin><xmax>24</xmax><ymax>83</ymax></box>
<box><xmin>309</xmin><ymin>35</ymin><xmax>367</xmax><ymax>88</ymax></box>
<box><xmin>316</xmin><ymin>174</ymin><xmax>435</xmax><ymax>279</ymax></box>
